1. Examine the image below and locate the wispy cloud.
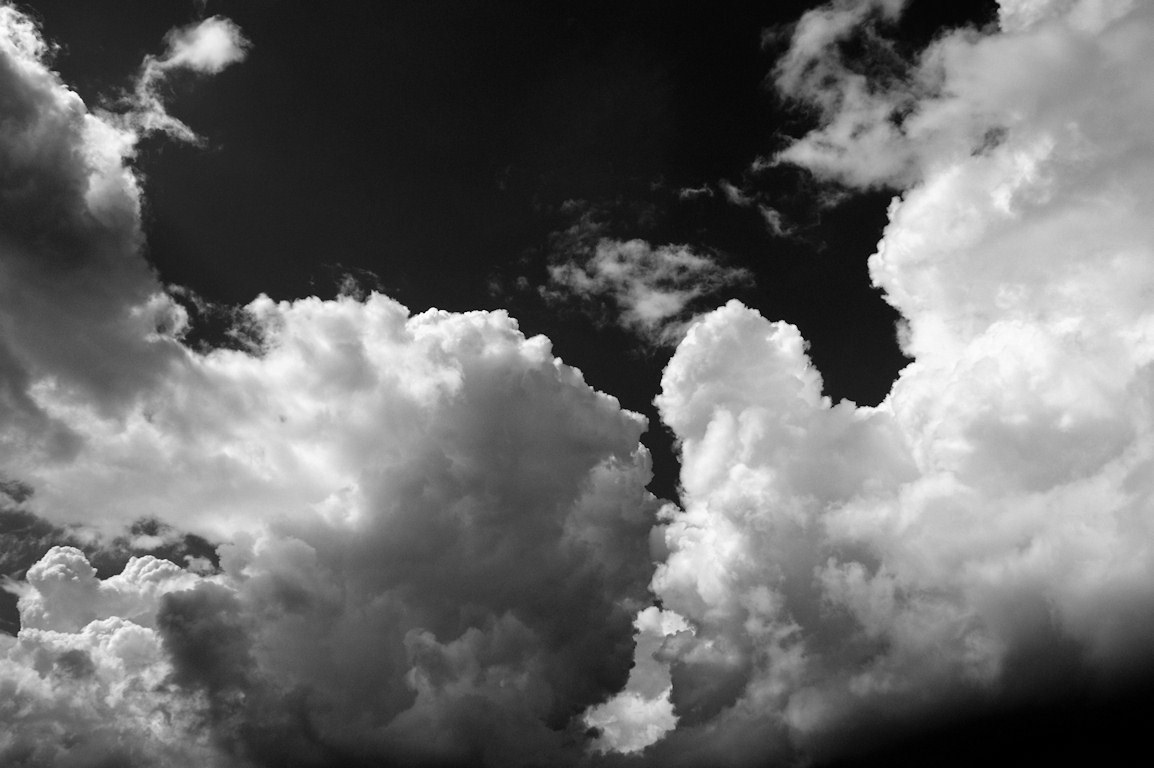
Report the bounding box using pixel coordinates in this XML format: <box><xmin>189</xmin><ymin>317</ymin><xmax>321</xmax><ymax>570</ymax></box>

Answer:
<box><xmin>542</xmin><ymin>207</ymin><xmax>752</xmax><ymax>346</ymax></box>
<box><xmin>545</xmin><ymin>238</ymin><xmax>752</xmax><ymax>346</ymax></box>
<box><xmin>114</xmin><ymin>16</ymin><xmax>250</xmax><ymax>144</ymax></box>
<box><xmin>676</xmin><ymin>184</ymin><xmax>714</xmax><ymax>201</ymax></box>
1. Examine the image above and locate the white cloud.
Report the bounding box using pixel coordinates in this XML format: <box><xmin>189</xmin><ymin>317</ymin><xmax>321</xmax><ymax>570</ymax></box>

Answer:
<box><xmin>582</xmin><ymin>605</ymin><xmax>689</xmax><ymax>753</ymax></box>
<box><xmin>10</xmin><ymin>0</ymin><xmax>1154</xmax><ymax>764</ymax></box>
<box><xmin>545</xmin><ymin>238</ymin><xmax>752</xmax><ymax>346</ymax></box>
<box><xmin>0</xmin><ymin>5</ymin><xmax>185</xmax><ymax>458</ymax></box>
<box><xmin>677</xmin><ymin>184</ymin><xmax>714</xmax><ymax>200</ymax></box>
<box><xmin>118</xmin><ymin>16</ymin><xmax>250</xmax><ymax>144</ymax></box>
<box><xmin>160</xmin><ymin>15</ymin><xmax>249</xmax><ymax>74</ymax></box>
<box><xmin>0</xmin><ymin>547</ymin><xmax>216</xmax><ymax>766</ymax></box>
<box><xmin>633</xmin><ymin>0</ymin><xmax>1154</xmax><ymax>764</ymax></box>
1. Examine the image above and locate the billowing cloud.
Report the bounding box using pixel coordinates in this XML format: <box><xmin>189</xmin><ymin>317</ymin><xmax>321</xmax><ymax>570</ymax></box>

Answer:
<box><xmin>6</xmin><ymin>0</ymin><xmax>1154</xmax><ymax>765</ymax></box>
<box><xmin>629</xmin><ymin>0</ymin><xmax>1154</xmax><ymax>765</ymax></box>
<box><xmin>0</xmin><ymin>5</ymin><xmax>185</xmax><ymax>460</ymax></box>
<box><xmin>0</xmin><ymin>6</ymin><xmax>661</xmax><ymax>766</ymax></box>
<box><xmin>0</xmin><ymin>547</ymin><xmax>217</xmax><ymax>766</ymax></box>
<box><xmin>545</xmin><ymin>236</ymin><xmax>752</xmax><ymax>346</ymax></box>
<box><xmin>582</xmin><ymin>605</ymin><xmax>689</xmax><ymax>754</ymax></box>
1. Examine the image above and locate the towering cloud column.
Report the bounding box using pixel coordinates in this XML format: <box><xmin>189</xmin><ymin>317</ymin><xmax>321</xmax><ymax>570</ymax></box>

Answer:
<box><xmin>645</xmin><ymin>0</ymin><xmax>1154</xmax><ymax>764</ymax></box>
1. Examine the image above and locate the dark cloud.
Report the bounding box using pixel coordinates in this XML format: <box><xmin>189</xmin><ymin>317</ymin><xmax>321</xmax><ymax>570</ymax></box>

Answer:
<box><xmin>158</xmin><ymin>582</ymin><xmax>251</xmax><ymax>695</ymax></box>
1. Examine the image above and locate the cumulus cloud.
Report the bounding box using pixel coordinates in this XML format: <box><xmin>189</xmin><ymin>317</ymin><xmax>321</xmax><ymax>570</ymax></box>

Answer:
<box><xmin>545</xmin><ymin>236</ymin><xmax>752</xmax><ymax>346</ymax></box>
<box><xmin>0</xmin><ymin>547</ymin><xmax>218</xmax><ymax>766</ymax></box>
<box><xmin>9</xmin><ymin>0</ymin><xmax>1154</xmax><ymax>765</ymax></box>
<box><xmin>0</xmin><ymin>5</ymin><xmax>185</xmax><ymax>460</ymax></box>
<box><xmin>0</xmin><ymin>6</ymin><xmax>662</xmax><ymax>766</ymax></box>
<box><xmin>624</xmin><ymin>0</ymin><xmax>1154</xmax><ymax>764</ymax></box>
<box><xmin>582</xmin><ymin>606</ymin><xmax>689</xmax><ymax>754</ymax></box>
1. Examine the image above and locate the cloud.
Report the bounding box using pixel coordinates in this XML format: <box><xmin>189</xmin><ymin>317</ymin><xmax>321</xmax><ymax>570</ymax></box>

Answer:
<box><xmin>718</xmin><ymin>179</ymin><xmax>754</xmax><ymax>207</ymax></box>
<box><xmin>1</xmin><ymin>547</ymin><xmax>218</xmax><ymax>766</ymax></box>
<box><xmin>9</xmin><ymin>0</ymin><xmax>1153</xmax><ymax>765</ymax></box>
<box><xmin>116</xmin><ymin>16</ymin><xmax>250</xmax><ymax>144</ymax></box>
<box><xmin>623</xmin><ymin>0</ymin><xmax>1154</xmax><ymax>764</ymax></box>
<box><xmin>582</xmin><ymin>605</ymin><xmax>689</xmax><ymax>754</ymax></box>
<box><xmin>677</xmin><ymin>184</ymin><xmax>714</xmax><ymax>201</ymax></box>
<box><xmin>0</xmin><ymin>6</ymin><xmax>662</xmax><ymax>766</ymax></box>
<box><xmin>544</xmin><ymin>230</ymin><xmax>752</xmax><ymax>346</ymax></box>
<box><xmin>0</xmin><ymin>5</ymin><xmax>185</xmax><ymax>458</ymax></box>
<box><xmin>758</xmin><ymin>205</ymin><xmax>791</xmax><ymax>237</ymax></box>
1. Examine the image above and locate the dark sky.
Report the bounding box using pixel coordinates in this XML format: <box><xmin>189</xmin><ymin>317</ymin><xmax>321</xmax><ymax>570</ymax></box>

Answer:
<box><xmin>22</xmin><ymin>0</ymin><xmax>996</xmax><ymax>500</ymax></box>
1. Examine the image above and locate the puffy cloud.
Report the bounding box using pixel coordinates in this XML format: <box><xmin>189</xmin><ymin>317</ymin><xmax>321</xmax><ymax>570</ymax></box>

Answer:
<box><xmin>14</xmin><ymin>0</ymin><xmax>1154</xmax><ymax>763</ymax></box>
<box><xmin>633</xmin><ymin>0</ymin><xmax>1154</xmax><ymax>764</ymax></box>
<box><xmin>0</xmin><ymin>5</ymin><xmax>183</xmax><ymax>449</ymax></box>
<box><xmin>582</xmin><ymin>606</ymin><xmax>689</xmax><ymax>754</ymax></box>
<box><xmin>0</xmin><ymin>6</ymin><xmax>662</xmax><ymax>766</ymax></box>
<box><xmin>0</xmin><ymin>547</ymin><xmax>216</xmax><ymax>767</ymax></box>
<box><xmin>545</xmin><ymin>238</ymin><xmax>752</xmax><ymax>346</ymax></box>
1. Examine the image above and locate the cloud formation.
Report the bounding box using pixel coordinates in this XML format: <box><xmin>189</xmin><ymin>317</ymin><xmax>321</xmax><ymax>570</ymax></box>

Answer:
<box><xmin>118</xmin><ymin>15</ymin><xmax>250</xmax><ymax>144</ymax></box>
<box><xmin>628</xmin><ymin>0</ymin><xmax>1154</xmax><ymax>764</ymax></box>
<box><xmin>5</xmin><ymin>0</ymin><xmax>1154</xmax><ymax>765</ymax></box>
<box><xmin>0</xmin><ymin>7</ymin><xmax>661</xmax><ymax>766</ymax></box>
<box><xmin>544</xmin><ymin>218</ymin><xmax>752</xmax><ymax>346</ymax></box>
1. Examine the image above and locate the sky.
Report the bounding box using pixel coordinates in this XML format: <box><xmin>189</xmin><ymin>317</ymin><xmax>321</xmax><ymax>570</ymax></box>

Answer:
<box><xmin>1</xmin><ymin>0</ymin><xmax>1153</xmax><ymax>766</ymax></box>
